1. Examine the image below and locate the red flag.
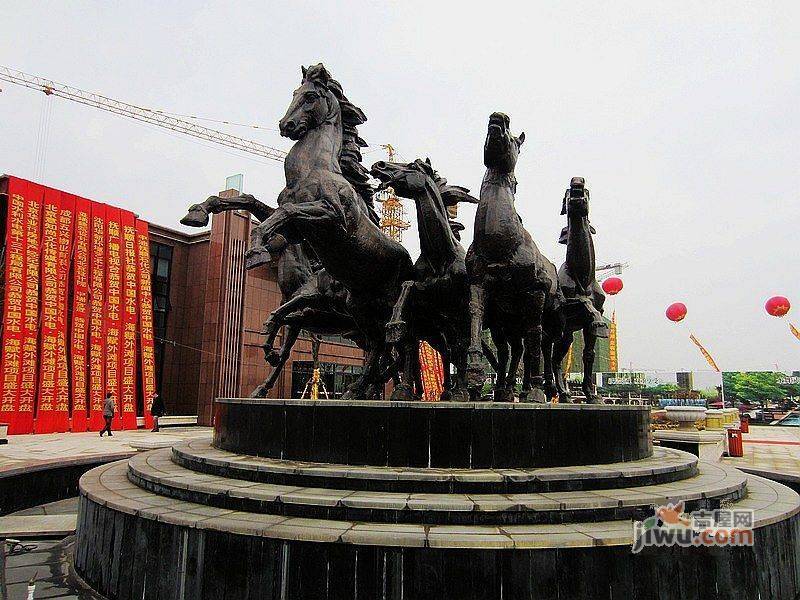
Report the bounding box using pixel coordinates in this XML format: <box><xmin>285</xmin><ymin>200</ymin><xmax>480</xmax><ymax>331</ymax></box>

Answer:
<box><xmin>119</xmin><ymin>211</ymin><xmax>138</xmax><ymax>429</ymax></box>
<box><xmin>18</xmin><ymin>182</ymin><xmax>44</xmax><ymax>434</ymax></box>
<box><xmin>70</xmin><ymin>197</ymin><xmax>92</xmax><ymax>432</ymax></box>
<box><xmin>136</xmin><ymin>220</ymin><xmax>156</xmax><ymax>428</ymax></box>
<box><xmin>52</xmin><ymin>193</ymin><xmax>75</xmax><ymax>432</ymax></box>
<box><xmin>87</xmin><ymin>203</ymin><xmax>107</xmax><ymax>430</ymax></box>
<box><xmin>0</xmin><ymin>178</ymin><xmax>29</xmax><ymax>432</ymax></box>
<box><xmin>104</xmin><ymin>208</ymin><xmax>123</xmax><ymax>429</ymax></box>
<box><xmin>34</xmin><ymin>188</ymin><xmax>61</xmax><ymax>433</ymax></box>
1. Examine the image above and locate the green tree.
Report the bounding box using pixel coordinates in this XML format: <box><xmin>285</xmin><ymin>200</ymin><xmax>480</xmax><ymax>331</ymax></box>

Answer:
<box><xmin>725</xmin><ymin>372</ymin><xmax>787</xmax><ymax>404</ymax></box>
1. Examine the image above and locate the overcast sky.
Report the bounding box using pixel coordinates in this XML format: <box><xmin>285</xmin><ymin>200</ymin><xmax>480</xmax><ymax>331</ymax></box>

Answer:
<box><xmin>2</xmin><ymin>1</ymin><xmax>799</xmax><ymax>372</ymax></box>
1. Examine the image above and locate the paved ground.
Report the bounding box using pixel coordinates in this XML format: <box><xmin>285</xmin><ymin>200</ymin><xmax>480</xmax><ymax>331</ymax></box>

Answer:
<box><xmin>0</xmin><ymin>426</ymin><xmax>211</xmax><ymax>476</ymax></box>
<box><xmin>722</xmin><ymin>424</ymin><xmax>800</xmax><ymax>482</ymax></box>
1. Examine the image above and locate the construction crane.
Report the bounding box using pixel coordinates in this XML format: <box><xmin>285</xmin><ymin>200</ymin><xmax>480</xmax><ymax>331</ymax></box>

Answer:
<box><xmin>0</xmin><ymin>66</ymin><xmax>288</xmax><ymax>162</ymax></box>
<box><xmin>375</xmin><ymin>144</ymin><xmax>410</xmax><ymax>242</ymax></box>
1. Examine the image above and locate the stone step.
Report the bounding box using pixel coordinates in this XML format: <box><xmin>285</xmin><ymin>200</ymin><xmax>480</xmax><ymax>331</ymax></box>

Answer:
<box><xmin>127</xmin><ymin>449</ymin><xmax>746</xmax><ymax>526</ymax></box>
<box><xmin>80</xmin><ymin>459</ymin><xmax>800</xmax><ymax>550</ymax></box>
<box><xmin>173</xmin><ymin>439</ymin><xmax>698</xmax><ymax>494</ymax></box>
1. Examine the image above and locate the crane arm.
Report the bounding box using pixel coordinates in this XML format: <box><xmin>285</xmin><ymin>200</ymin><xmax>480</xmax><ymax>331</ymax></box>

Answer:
<box><xmin>0</xmin><ymin>66</ymin><xmax>287</xmax><ymax>162</ymax></box>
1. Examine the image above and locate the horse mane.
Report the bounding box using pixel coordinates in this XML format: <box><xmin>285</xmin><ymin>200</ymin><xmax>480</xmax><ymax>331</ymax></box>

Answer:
<box><xmin>303</xmin><ymin>64</ymin><xmax>379</xmax><ymax>223</ymax></box>
<box><xmin>417</xmin><ymin>159</ymin><xmax>478</xmax><ymax>207</ymax></box>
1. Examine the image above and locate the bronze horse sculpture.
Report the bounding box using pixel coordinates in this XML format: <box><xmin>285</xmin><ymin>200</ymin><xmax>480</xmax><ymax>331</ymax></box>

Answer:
<box><xmin>246</xmin><ymin>63</ymin><xmax>414</xmax><ymax>399</ymax></box>
<box><xmin>465</xmin><ymin>113</ymin><xmax>560</xmax><ymax>403</ymax></box>
<box><xmin>180</xmin><ymin>195</ymin><xmax>360</xmax><ymax>398</ymax></box>
<box><xmin>370</xmin><ymin>158</ymin><xmax>477</xmax><ymax>401</ymax></box>
<box><xmin>547</xmin><ymin>177</ymin><xmax>608</xmax><ymax>402</ymax></box>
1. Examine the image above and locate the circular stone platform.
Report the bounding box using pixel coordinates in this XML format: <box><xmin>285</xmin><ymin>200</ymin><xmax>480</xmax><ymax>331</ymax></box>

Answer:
<box><xmin>73</xmin><ymin>399</ymin><xmax>800</xmax><ymax>599</ymax></box>
<box><xmin>213</xmin><ymin>399</ymin><xmax>652</xmax><ymax>468</ymax></box>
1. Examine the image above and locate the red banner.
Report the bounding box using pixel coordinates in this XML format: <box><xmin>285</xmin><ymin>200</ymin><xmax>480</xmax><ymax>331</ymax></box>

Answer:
<box><xmin>136</xmin><ymin>220</ymin><xmax>156</xmax><ymax>428</ymax></box>
<box><xmin>105</xmin><ymin>208</ymin><xmax>123</xmax><ymax>428</ymax></box>
<box><xmin>34</xmin><ymin>188</ymin><xmax>61</xmax><ymax>433</ymax></box>
<box><xmin>18</xmin><ymin>182</ymin><xmax>44</xmax><ymax>434</ymax></box>
<box><xmin>87</xmin><ymin>203</ymin><xmax>107</xmax><ymax>430</ymax></box>
<box><xmin>52</xmin><ymin>193</ymin><xmax>75</xmax><ymax>432</ymax></box>
<box><xmin>120</xmin><ymin>211</ymin><xmax>138</xmax><ymax>429</ymax></box>
<box><xmin>0</xmin><ymin>179</ymin><xmax>27</xmax><ymax>431</ymax></box>
<box><xmin>70</xmin><ymin>197</ymin><xmax>91</xmax><ymax>432</ymax></box>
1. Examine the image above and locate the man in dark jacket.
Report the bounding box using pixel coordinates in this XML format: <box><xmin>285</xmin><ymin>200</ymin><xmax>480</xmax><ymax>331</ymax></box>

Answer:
<box><xmin>100</xmin><ymin>392</ymin><xmax>115</xmax><ymax>437</ymax></box>
<box><xmin>150</xmin><ymin>393</ymin><xmax>166</xmax><ymax>432</ymax></box>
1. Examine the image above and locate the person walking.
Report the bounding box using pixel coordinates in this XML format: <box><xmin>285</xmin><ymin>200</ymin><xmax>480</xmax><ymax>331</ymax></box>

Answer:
<box><xmin>100</xmin><ymin>392</ymin><xmax>115</xmax><ymax>437</ymax></box>
<box><xmin>150</xmin><ymin>393</ymin><xmax>166</xmax><ymax>432</ymax></box>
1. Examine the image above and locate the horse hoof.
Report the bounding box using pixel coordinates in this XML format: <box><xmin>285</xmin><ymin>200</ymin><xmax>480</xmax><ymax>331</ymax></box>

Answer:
<box><xmin>447</xmin><ymin>388</ymin><xmax>470</xmax><ymax>403</ymax></box>
<box><xmin>439</xmin><ymin>389</ymin><xmax>452</xmax><ymax>402</ymax></box>
<box><xmin>245</xmin><ymin>247</ymin><xmax>271</xmax><ymax>269</ymax></box>
<box><xmin>494</xmin><ymin>388</ymin><xmax>515</xmax><ymax>403</ymax></box>
<box><xmin>390</xmin><ymin>385</ymin><xmax>415</xmax><ymax>402</ymax></box>
<box><xmin>264</xmin><ymin>349</ymin><xmax>281</xmax><ymax>367</ymax></box>
<box><xmin>385</xmin><ymin>320</ymin><xmax>408</xmax><ymax>343</ymax></box>
<box><xmin>250</xmin><ymin>384</ymin><xmax>268</xmax><ymax>398</ymax></box>
<box><xmin>528</xmin><ymin>388</ymin><xmax>547</xmax><ymax>404</ymax></box>
<box><xmin>558</xmin><ymin>394</ymin><xmax>572</xmax><ymax>404</ymax></box>
<box><xmin>180</xmin><ymin>207</ymin><xmax>210</xmax><ymax>227</ymax></box>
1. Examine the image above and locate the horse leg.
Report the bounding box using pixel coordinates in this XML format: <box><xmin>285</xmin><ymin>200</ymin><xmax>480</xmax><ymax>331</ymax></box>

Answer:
<box><xmin>390</xmin><ymin>342</ymin><xmax>417</xmax><ymax>401</ymax></box>
<box><xmin>261</xmin><ymin>292</ymin><xmax>320</xmax><ymax>364</ymax></box>
<box><xmin>182</xmin><ymin>194</ymin><xmax>271</xmax><ymax>227</ymax></box>
<box><xmin>523</xmin><ymin>291</ymin><xmax>547</xmax><ymax>403</ymax></box>
<box><xmin>541</xmin><ymin>337</ymin><xmax>558</xmax><ymax>401</ymax></box>
<box><xmin>250</xmin><ymin>325</ymin><xmax>300</xmax><ymax>398</ymax></box>
<box><xmin>386</xmin><ymin>281</ymin><xmax>415</xmax><ymax>343</ymax></box>
<box><xmin>466</xmin><ymin>283</ymin><xmax>488</xmax><ymax>392</ymax></box>
<box><xmin>582</xmin><ymin>327</ymin><xmax>600</xmax><ymax>403</ymax></box>
<box><xmin>552</xmin><ymin>332</ymin><xmax>573</xmax><ymax>403</ymax></box>
<box><xmin>490</xmin><ymin>327</ymin><xmax>510</xmax><ymax>402</ymax></box>
<box><xmin>501</xmin><ymin>336</ymin><xmax>523</xmax><ymax>403</ymax></box>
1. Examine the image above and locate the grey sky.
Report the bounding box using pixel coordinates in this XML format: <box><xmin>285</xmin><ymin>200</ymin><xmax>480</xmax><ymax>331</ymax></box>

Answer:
<box><xmin>2</xmin><ymin>1</ymin><xmax>798</xmax><ymax>372</ymax></box>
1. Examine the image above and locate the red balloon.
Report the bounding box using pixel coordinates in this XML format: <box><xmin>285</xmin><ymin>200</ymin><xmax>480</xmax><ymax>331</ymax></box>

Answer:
<box><xmin>765</xmin><ymin>295</ymin><xmax>791</xmax><ymax>317</ymax></box>
<box><xmin>602</xmin><ymin>277</ymin><xmax>624</xmax><ymax>295</ymax></box>
<box><xmin>666</xmin><ymin>302</ymin><xmax>687</xmax><ymax>322</ymax></box>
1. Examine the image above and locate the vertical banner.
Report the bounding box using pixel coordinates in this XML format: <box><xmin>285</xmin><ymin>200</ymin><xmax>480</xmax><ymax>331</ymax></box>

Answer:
<box><xmin>136</xmin><ymin>220</ymin><xmax>156</xmax><ymax>428</ymax></box>
<box><xmin>418</xmin><ymin>341</ymin><xmax>445</xmax><ymax>402</ymax></box>
<box><xmin>34</xmin><ymin>188</ymin><xmax>61</xmax><ymax>433</ymax></box>
<box><xmin>18</xmin><ymin>182</ymin><xmax>44</xmax><ymax>434</ymax></box>
<box><xmin>70</xmin><ymin>197</ymin><xmax>91</xmax><ymax>432</ymax></box>
<box><xmin>120</xmin><ymin>211</ymin><xmax>138</xmax><ymax>429</ymax></box>
<box><xmin>105</xmin><ymin>208</ymin><xmax>123</xmax><ymax>428</ymax></box>
<box><xmin>0</xmin><ymin>179</ymin><xmax>27</xmax><ymax>432</ymax></box>
<box><xmin>52</xmin><ymin>193</ymin><xmax>75</xmax><ymax>432</ymax></box>
<box><xmin>87</xmin><ymin>203</ymin><xmax>107</xmax><ymax>430</ymax></box>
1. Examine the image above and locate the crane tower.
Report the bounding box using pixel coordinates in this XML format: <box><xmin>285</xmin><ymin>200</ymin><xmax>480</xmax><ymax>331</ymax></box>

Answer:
<box><xmin>375</xmin><ymin>144</ymin><xmax>410</xmax><ymax>242</ymax></box>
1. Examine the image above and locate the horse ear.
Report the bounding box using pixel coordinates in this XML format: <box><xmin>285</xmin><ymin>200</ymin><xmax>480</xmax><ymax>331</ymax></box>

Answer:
<box><xmin>518</xmin><ymin>131</ymin><xmax>526</xmax><ymax>146</ymax></box>
<box><xmin>425</xmin><ymin>157</ymin><xmax>432</xmax><ymax>165</ymax></box>
<box><xmin>301</xmin><ymin>65</ymin><xmax>307</xmax><ymax>79</ymax></box>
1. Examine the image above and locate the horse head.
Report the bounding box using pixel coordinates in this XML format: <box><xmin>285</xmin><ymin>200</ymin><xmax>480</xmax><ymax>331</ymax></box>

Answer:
<box><xmin>484</xmin><ymin>112</ymin><xmax>525</xmax><ymax>175</ymax></box>
<box><xmin>558</xmin><ymin>177</ymin><xmax>596</xmax><ymax>244</ymax></box>
<box><xmin>371</xmin><ymin>158</ymin><xmax>478</xmax><ymax>207</ymax></box>
<box><xmin>562</xmin><ymin>176</ymin><xmax>589</xmax><ymax>217</ymax></box>
<box><xmin>279</xmin><ymin>64</ymin><xmax>340</xmax><ymax>140</ymax></box>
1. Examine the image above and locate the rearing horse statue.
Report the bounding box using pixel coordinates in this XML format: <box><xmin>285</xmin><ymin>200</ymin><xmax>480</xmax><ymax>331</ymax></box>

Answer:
<box><xmin>247</xmin><ymin>63</ymin><xmax>413</xmax><ymax>399</ymax></box>
<box><xmin>180</xmin><ymin>196</ymin><xmax>360</xmax><ymax>398</ymax></box>
<box><xmin>370</xmin><ymin>158</ymin><xmax>477</xmax><ymax>402</ymax></box>
<box><xmin>465</xmin><ymin>113</ymin><xmax>559</xmax><ymax>402</ymax></box>
<box><xmin>548</xmin><ymin>176</ymin><xmax>608</xmax><ymax>403</ymax></box>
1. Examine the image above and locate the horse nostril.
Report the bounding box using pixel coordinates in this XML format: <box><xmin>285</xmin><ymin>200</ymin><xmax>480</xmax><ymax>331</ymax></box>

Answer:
<box><xmin>283</xmin><ymin>119</ymin><xmax>296</xmax><ymax>131</ymax></box>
